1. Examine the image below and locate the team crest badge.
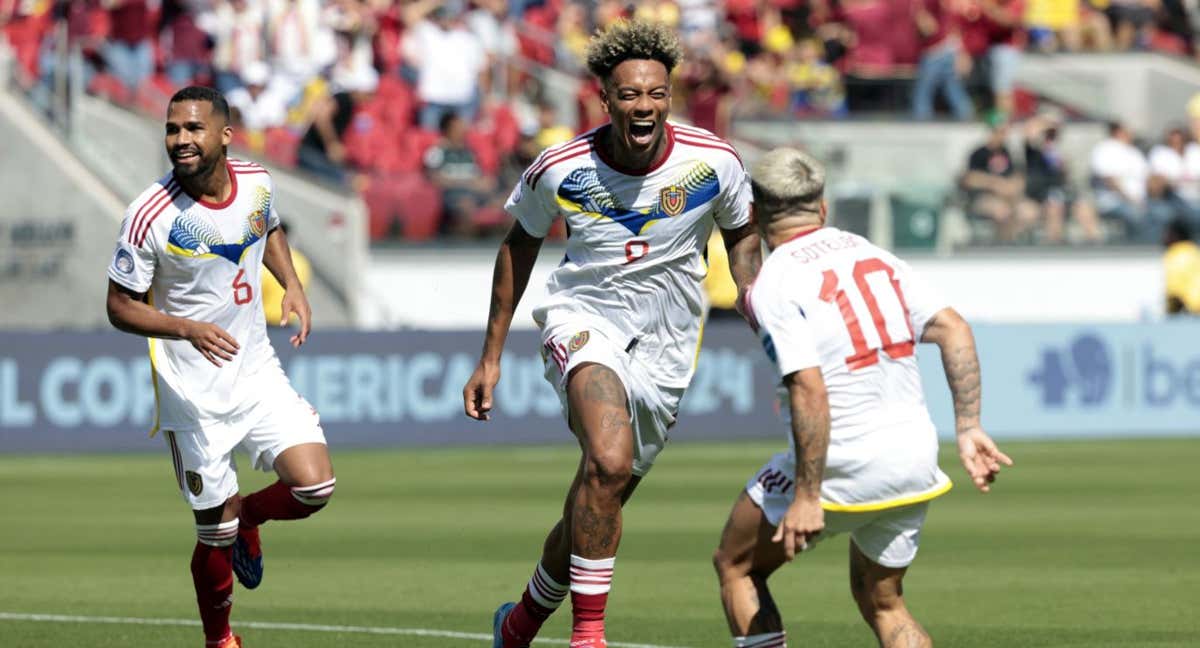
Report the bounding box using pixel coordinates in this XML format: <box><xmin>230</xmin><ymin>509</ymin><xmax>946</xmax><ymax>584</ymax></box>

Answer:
<box><xmin>660</xmin><ymin>184</ymin><xmax>687</xmax><ymax>217</ymax></box>
<box><xmin>248</xmin><ymin>210</ymin><xmax>267</xmax><ymax>238</ymax></box>
<box><xmin>568</xmin><ymin>330</ymin><xmax>590</xmax><ymax>353</ymax></box>
<box><xmin>185</xmin><ymin>471</ymin><xmax>203</xmax><ymax>496</ymax></box>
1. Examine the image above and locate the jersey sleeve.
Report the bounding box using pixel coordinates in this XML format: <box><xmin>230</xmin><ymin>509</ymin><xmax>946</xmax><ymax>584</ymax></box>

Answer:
<box><xmin>750</xmin><ymin>276</ymin><xmax>820</xmax><ymax>378</ymax></box>
<box><xmin>504</xmin><ymin>171</ymin><xmax>558</xmax><ymax>238</ymax></box>
<box><xmin>894</xmin><ymin>258</ymin><xmax>950</xmax><ymax>336</ymax></box>
<box><xmin>267</xmin><ymin>176</ymin><xmax>281</xmax><ymax>230</ymax></box>
<box><xmin>107</xmin><ymin>207</ymin><xmax>158</xmax><ymax>293</ymax></box>
<box><xmin>714</xmin><ymin>160</ymin><xmax>752</xmax><ymax>230</ymax></box>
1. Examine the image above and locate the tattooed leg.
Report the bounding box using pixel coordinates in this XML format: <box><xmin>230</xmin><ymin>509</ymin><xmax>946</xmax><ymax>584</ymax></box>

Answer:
<box><xmin>566</xmin><ymin>362</ymin><xmax>635</xmax><ymax>559</ymax></box>
<box><xmin>562</xmin><ymin>362</ymin><xmax>636</xmax><ymax>642</ymax></box>
<box><xmin>849</xmin><ymin>541</ymin><xmax>932</xmax><ymax>648</ymax></box>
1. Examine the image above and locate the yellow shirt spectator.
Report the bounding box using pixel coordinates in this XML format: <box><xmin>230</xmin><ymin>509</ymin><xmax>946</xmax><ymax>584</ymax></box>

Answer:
<box><xmin>1164</xmin><ymin>240</ymin><xmax>1200</xmax><ymax>314</ymax></box>
<box><xmin>702</xmin><ymin>231</ymin><xmax>739</xmax><ymax>311</ymax></box>
<box><xmin>262</xmin><ymin>248</ymin><xmax>312</xmax><ymax>326</ymax></box>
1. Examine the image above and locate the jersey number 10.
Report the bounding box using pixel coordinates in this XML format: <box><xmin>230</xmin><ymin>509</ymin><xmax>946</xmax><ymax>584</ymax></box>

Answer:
<box><xmin>820</xmin><ymin>258</ymin><xmax>915</xmax><ymax>371</ymax></box>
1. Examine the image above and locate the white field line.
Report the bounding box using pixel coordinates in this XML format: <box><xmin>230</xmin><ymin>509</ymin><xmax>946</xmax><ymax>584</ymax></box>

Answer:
<box><xmin>0</xmin><ymin>612</ymin><xmax>695</xmax><ymax>648</ymax></box>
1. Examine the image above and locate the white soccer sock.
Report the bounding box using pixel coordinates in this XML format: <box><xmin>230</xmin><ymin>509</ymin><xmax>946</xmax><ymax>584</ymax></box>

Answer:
<box><xmin>528</xmin><ymin>562</ymin><xmax>569</xmax><ymax>609</ymax></box>
<box><xmin>569</xmin><ymin>554</ymin><xmax>615</xmax><ymax>595</ymax></box>
<box><xmin>734</xmin><ymin>631</ymin><xmax>786</xmax><ymax>648</ymax></box>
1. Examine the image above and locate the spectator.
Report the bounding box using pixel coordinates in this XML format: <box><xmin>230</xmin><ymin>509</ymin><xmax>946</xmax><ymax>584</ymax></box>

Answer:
<box><xmin>1025</xmin><ymin>0</ymin><xmax>1112</xmax><ymax>51</ymax></box>
<box><xmin>403</xmin><ymin>0</ymin><xmax>486</xmax><ymax>130</ymax></box>
<box><xmin>102</xmin><ymin>0</ymin><xmax>154</xmax><ymax>94</ymax></box>
<box><xmin>423</xmin><ymin>112</ymin><xmax>496</xmax><ymax>237</ymax></box>
<box><xmin>226</xmin><ymin>61</ymin><xmax>287</xmax><ymax>134</ymax></box>
<box><xmin>160</xmin><ymin>0</ymin><xmax>213</xmax><ymax>87</ymax></box>
<box><xmin>1024</xmin><ymin>110</ymin><xmax>1102</xmax><ymax>243</ymax></box>
<box><xmin>533</xmin><ymin>101</ymin><xmax>573</xmax><ymax>150</ymax></box>
<box><xmin>912</xmin><ymin>0</ymin><xmax>975</xmax><ymax>121</ymax></box>
<box><xmin>1148</xmin><ymin>125</ymin><xmax>1200</xmax><ymax>227</ymax></box>
<box><xmin>1091</xmin><ymin>121</ymin><xmax>1155</xmax><ymax>241</ymax></box>
<box><xmin>468</xmin><ymin>0</ymin><xmax>518</xmax><ymax>98</ymax></box>
<box><xmin>961</xmin><ymin>119</ymin><xmax>1038</xmax><ymax>241</ymax></box>
<box><xmin>785</xmin><ymin>37</ymin><xmax>846</xmax><ymax>117</ymax></box>
<box><xmin>296</xmin><ymin>64</ymin><xmax>379</xmax><ymax>186</ymax></box>
<box><xmin>979</xmin><ymin>0</ymin><xmax>1025</xmax><ymax>117</ymax></box>
<box><xmin>1106</xmin><ymin>0</ymin><xmax>1156</xmax><ymax>50</ymax></box>
<box><xmin>681</xmin><ymin>55</ymin><xmax>733</xmax><ymax>138</ymax></box>
<box><xmin>204</xmin><ymin>0</ymin><xmax>267</xmax><ymax>93</ymax></box>
<box><xmin>265</xmin><ymin>0</ymin><xmax>336</xmax><ymax>106</ymax></box>
<box><xmin>261</xmin><ymin>221</ymin><xmax>312</xmax><ymax>327</ymax></box>
<box><xmin>1163</xmin><ymin>219</ymin><xmax>1200</xmax><ymax>314</ymax></box>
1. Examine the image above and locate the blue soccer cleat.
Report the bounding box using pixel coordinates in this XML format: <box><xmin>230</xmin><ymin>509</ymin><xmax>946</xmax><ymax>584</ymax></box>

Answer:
<box><xmin>232</xmin><ymin>526</ymin><xmax>263</xmax><ymax>589</ymax></box>
<box><xmin>492</xmin><ymin>601</ymin><xmax>518</xmax><ymax>648</ymax></box>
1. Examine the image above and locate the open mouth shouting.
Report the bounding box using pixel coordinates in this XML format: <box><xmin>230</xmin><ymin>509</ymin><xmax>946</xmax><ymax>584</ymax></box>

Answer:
<box><xmin>629</xmin><ymin>119</ymin><xmax>657</xmax><ymax>147</ymax></box>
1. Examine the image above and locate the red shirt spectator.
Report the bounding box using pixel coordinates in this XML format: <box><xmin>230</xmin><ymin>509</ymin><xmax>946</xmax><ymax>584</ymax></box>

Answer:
<box><xmin>107</xmin><ymin>0</ymin><xmax>151</xmax><ymax>45</ymax></box>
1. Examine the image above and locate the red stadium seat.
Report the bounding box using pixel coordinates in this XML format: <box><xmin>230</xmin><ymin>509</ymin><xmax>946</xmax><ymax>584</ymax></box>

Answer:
<box><xmin>263</xmin><ymin>128</ymin><xmax>301</xmax><ymax>168</ymax></box>
<box><xmin>362</xmin><ymin>172</ymin><xmax>443</xmax><ymax>241</ymax></box>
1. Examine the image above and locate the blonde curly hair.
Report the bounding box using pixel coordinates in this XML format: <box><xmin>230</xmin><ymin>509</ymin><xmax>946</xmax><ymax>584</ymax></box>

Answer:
<box><xmin>585</xmin><ymin>19</ymin><xmax>683</xmax><ymax>81</ymax></box>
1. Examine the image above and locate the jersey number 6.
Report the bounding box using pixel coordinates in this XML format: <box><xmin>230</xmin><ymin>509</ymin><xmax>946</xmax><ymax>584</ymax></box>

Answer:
<box><xmin>820</xmin><ymin>258</ymin><xmax>915</xmax><ymax>371</ymax></box>
<box><xmin>232</xmin><ymin>268</ymin><xmax>253</xmax><ymax>305</ymax></box>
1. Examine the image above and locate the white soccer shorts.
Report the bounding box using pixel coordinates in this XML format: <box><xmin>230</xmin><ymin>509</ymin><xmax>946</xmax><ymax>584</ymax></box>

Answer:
<box><xmin>162</xmin><ymin>367</ymin><xmax>326</xmax><ymax>510</ymax></box>
<box><xmin>541</xmin><ymin>322</ymin><xmax>684</xmax><ymax>477</ymax></box>
<box><xmin>746</xmin><ymin>451</ymin><xmax>931</xmax><ymax>568</ymax></box>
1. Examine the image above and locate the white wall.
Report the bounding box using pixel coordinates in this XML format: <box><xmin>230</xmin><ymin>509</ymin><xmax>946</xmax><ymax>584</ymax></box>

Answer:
<box><xmin>361</xmin><ymin>245</ymin><xmax>1165</xmax><ymax>330</ymax></box>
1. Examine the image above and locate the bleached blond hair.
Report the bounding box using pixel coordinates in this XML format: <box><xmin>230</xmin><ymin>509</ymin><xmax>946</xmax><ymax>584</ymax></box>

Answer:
<box><xmin>585</xmin><ymin>19</ymin><xmax>683</xmax><ymax>81</ymax></box>
<box><xmin>750</xmin><ymin>147</ymin><xmax>826</xmax><ymax>222</ymax></box>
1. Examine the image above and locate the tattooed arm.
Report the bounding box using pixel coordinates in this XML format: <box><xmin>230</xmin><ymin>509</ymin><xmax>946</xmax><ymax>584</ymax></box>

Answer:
<box><xmin>772</xmin><ymin>366</ymin><xmax>829</xmax><ymax>560</ymax></box>
<box><xmin>720</xmin><ymin>222</ymin><xmax>762</xmax><ymax>318</ymax></box>
<box><xmin>921</xmin><ymin>307</ymin><xmax>1013</xmax><ymax>492</ymax></box>
<box><xmin>463</xmin><ymin>221</ymin><xmax>543</xmax><ymax>420</ymax></box>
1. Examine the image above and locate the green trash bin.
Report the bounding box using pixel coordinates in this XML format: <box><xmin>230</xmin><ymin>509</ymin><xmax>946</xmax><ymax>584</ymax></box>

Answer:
<box><xmin>889</xmin><ymin>194</ymin><xmax>939</xmax><ymax>250</ymax></box>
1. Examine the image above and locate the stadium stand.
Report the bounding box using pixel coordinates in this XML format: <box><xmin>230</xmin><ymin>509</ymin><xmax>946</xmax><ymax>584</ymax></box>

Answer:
<box><xmin>5</xmin><ymin>0</ymin><xmax>1200</xmax><ymax>250</ymax></box>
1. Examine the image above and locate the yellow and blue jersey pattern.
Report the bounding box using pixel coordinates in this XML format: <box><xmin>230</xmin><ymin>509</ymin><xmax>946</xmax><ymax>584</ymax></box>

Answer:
<box><xmin>555</xmin><ymin>161</ymin><xmax>721</xmax><ymax>235</ymax></box>
<box><xmin>166</xmin><ymin>185</ymin><xmax>271</xmax><ymax>263</ymax></box>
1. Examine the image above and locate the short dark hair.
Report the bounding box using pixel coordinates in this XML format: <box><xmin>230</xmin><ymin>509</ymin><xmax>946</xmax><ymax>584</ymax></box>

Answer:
<box><xmin>1107</xmin><ymin>121</ymin><xmax>1124</xmax><ymax>136</ymax></box>
<box><xmin>169</xmin><ymin>86</ymin><xmax>230</xmax><ymax>122</ymax></box>
<box><xmin>585</xmin><ymin>19</ymin><xmax>683</xmax><ymax>81</ymax></box>
<box><xmin>439</xmin><ymin>111</ymin><xmax>462</xmax><ymax>135</ymax></box>
<box><xmin>1166</xmin><ymin>218</ymin><xmax>1192</xmax><ymax>244</ymax></box>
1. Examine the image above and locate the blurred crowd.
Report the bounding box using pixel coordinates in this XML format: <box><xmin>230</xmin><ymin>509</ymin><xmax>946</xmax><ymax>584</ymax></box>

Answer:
<box><xmin>2</xmin><ymin>0</ymin><xmax>1200</xmax><ymax>242</ymax></box>
<box><xmin>960</xmin><ymin>98</ymin><xmax>1200</xmax><ymax>245</ymax></box>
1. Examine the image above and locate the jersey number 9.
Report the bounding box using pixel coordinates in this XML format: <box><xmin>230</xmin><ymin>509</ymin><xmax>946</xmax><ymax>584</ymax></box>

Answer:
<box><xmin>820</xmin><ymin>258</ymin><xmax>914</xmax><ymax>371</ymax></box>
<box><xmin>624</xmin><ymin>239</ymin><xmax>650</xmax><ymax>264</ymax></box>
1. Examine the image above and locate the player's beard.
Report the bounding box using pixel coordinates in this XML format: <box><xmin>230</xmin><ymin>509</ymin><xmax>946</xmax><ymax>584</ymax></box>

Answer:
<box><xmin>171</xmin><ymin>145</ymin><xmax>221</xmax><ymax>179</ymax></box>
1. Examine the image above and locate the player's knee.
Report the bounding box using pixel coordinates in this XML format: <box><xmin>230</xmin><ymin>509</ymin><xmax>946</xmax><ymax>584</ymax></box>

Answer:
<box><xmin>290</xmin><ymin>477</ymin><xmax>336</xmax><ymax>512</ymax></box>
<box><xmin>712</xmin><ymin>547</ymin><xmax>737</xmax><ymax>582</ymax></box>
<box><xmin>583</xmin><ymin>451</ymin><xmax>633</xmax><ymax>495</ymax></box>
<box><xmin>196</xmin><ymin>518</ymin><xmax>239</xmax><ymax>547</ymax></box>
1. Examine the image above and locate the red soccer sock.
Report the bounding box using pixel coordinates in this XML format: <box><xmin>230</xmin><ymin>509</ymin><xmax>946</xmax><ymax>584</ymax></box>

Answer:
<box><xmin>240</xmin><ymin>479</ymin><xmax>334</xmax><ymax>528</ymax></box>
<box><xmin>191</xmin><ymin>537</ymin><xmax>235</xmax><ymax>645</ymax></box>
<box><xmin>569</xmin><ymin>555</ymin><xmax>614</xmax><ymax>642</ymax></box>
<box><xmin>502</xmin><ymin>562</ymin><xmax>568</xmax><ymax>646</ymax></box>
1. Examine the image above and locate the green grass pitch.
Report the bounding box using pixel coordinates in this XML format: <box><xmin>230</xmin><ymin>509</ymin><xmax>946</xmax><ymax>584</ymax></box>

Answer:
<box><xmin>1</xmin><ymin>438</ymin><xmax>1197</xmax><ymax>647</ymax></box>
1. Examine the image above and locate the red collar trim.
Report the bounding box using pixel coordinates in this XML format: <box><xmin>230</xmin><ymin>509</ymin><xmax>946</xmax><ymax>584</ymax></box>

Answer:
<box><xmin>594</xmin><ymin>122</ymin><xmax>675</xmax><ymax>176</ymax></box>
<box><xmin>783</xmin><ymin>227</ymin><xmax>822</xmax><ymax>244</ymax></box>
<box><xmin>178</xmin><ymin>161</ymin><xmax>238</xmax><ymax>209</ymax></box>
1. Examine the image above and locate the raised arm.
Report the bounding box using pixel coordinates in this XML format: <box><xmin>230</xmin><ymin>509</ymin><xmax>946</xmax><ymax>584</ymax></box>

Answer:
<box><xmin>720</xmin><ymin>222</ymin><xmax>762</xmax><ymax>318</ymax></box>
<box><xmin>921</xmin><ymin>307</ymin><xmax>1013</xmax><ymax>492</ymax></box>
<box><xmin>773</xmin><ymin>366</ymin><xmax>830</xmax><ymax>561</ymax></box>
<box><xmin>462</xmin><ymin>221</ymin><xmax>544</xmax><ymax>420</ymax></box>
<box><xmin>106</xmin><ymin>280</ymin><xmax>240</xmax><ymax>367</ymax></box>
<box><xmin>263</xmin><ymin>227</ymin><xmax>311</xmax><ymax>347</ymax></box>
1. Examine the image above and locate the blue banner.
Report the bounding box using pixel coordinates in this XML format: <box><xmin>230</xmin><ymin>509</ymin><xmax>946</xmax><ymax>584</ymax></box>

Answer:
<box><xmin>1</xmin><ymin>321</ymin><xmax>1198</xmax><ymax>452</ymax></box>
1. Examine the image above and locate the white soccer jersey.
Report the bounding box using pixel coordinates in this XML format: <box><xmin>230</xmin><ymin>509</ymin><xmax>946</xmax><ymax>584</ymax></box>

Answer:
<box><xmin>506</xmin><ymin>122</ymin><xmax>752</xmax><ymax>388</ymax></box>
<box><xmin>108</xmin><ymin>159</ymin><xmax>282</xmax><ymax>431</ymax></box>
<box><xmin>747</xmin><ymin>227</ymin><xmax>952</xmax><ymax>510</ymax></box>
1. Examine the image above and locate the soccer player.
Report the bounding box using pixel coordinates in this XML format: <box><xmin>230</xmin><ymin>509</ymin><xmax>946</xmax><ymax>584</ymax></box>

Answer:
<box><xmin>462</xmin><ymin>20</ymin><xmax>760</xmax><ymax>648</ymax></box>
<box><xmin>105</xmin><ymin>86</ymin><xmax>335</xmax><ymax>648</ymax></box>
<box><xmin>712</xmin><ymin>148</ymin><xmax>1013</xmax><ymax>648</ymax></box>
